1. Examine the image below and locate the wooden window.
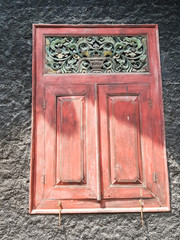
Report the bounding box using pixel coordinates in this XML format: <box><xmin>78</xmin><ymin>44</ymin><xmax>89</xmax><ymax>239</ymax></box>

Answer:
<box><xmin>30</xmin><ymin>24</ymin><xmax>170</xmax><ymax>214</ymax></box>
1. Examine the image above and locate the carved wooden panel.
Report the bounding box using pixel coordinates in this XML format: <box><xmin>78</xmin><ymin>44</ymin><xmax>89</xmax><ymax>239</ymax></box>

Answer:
<box><xmin>45</xmin><ymin>36</ymin><xmax>148</xmax><ymax>74</ymax></box>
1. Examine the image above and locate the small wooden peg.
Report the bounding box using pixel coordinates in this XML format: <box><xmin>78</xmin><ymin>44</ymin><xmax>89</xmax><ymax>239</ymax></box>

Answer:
<box><xmin>139</xmin><ymin>199</ymin><xmax>144</xmax><ymax>226</ymax></box>
<box><xmin>58</xmin><ymin>201</ymin><xmax>62</xmax><ymax>227</ymax></box>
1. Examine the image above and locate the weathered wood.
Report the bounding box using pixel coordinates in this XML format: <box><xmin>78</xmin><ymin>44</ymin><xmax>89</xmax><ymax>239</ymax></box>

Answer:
<box><xmin>44</xmin><ymin>84</ymin><xmax>97</xmax><ymax>200</ymax></box>
<box><xmin>98</xmin><ymin>84</ymin><xmax>154</xmax><ymax>199</ymax></box>
<box><xmin>30</xmin><ymin>24</ymin><xmax>170</xmax><ymax>214</ymax></box>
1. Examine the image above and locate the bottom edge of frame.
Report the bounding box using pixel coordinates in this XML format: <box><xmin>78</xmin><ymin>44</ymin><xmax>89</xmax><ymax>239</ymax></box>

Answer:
<box><xmin>30</xmin><ymin>207</ymin><xmax>170</xmax><ymax>214</ymax></box>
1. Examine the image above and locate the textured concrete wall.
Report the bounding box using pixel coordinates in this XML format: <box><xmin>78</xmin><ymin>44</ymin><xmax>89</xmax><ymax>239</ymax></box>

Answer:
<box><xmin>0</xmin><ymin>0</ymin><xmax>179</xmax><ymax>239</ymax></box>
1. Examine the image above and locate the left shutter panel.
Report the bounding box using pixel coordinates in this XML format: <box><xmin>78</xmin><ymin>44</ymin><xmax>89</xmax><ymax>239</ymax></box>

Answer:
<box><xmin>44</xmin><ymin>84</ymin><xmax>97</xmax><ymax>200</ymax></box>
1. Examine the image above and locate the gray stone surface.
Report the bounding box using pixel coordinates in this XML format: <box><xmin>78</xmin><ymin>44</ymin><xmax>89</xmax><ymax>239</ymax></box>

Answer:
<box><xmin>0</xmin><ymin>0</ymin><xmax>179</xmax><ymax>239</ymax></box>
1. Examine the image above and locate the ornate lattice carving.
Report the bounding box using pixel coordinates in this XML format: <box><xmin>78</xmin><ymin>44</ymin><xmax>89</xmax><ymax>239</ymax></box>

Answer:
<box><xmin>45</xmin><ymin>36</ymin><xmax>148</xmax><ymax>74</ymax></box>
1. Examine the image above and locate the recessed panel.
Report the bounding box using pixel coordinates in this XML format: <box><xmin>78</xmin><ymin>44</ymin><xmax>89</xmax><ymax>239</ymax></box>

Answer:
<box><xmin>108</xmin><ymin>95</ymin><xmax>142</xmax><ymax>184</ymax></box>
<box><xmin>56</xmin><ymin>96</ymin><xmax>85</xmax><ymax>184</ymax></box>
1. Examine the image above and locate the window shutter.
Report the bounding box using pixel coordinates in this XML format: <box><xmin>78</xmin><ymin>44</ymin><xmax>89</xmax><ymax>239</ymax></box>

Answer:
<box><xmin>44</xmin><ymin>85</ymin><xmax>97</xmax><ymax>200</ymax></box>
<box><xmin>99</xmin><ymin>84</ymin><xmax>156</xmax><ymax>200</ymax></box>
<box><xmin>30</xmin><ymin>24</ymin><xmax>170</xmax><ymax>214</ymax></box>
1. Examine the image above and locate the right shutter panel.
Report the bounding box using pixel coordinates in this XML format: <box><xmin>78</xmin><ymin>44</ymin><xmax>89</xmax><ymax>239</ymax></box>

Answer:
<box><xmin>99</xmin><ymin>84</ymin><xmax>156</xmax><ymax>200</ymax></box>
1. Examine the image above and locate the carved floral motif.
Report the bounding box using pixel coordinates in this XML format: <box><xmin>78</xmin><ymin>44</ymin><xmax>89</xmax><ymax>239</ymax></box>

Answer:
<box><xmin>45</xmin><ymin>36</ymin><xmax>148</xmax><ymax>74</ymax></box>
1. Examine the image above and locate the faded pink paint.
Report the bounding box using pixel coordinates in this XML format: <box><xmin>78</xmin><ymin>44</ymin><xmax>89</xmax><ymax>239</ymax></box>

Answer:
<box><xmin>30</xmin><ymin>24</ymin><xmax>170</xmax><ymax>214</ymax></box>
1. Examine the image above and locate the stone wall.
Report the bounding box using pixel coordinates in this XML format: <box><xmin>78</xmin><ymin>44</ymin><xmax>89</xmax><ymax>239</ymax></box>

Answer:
<box><xmin>0</xmin><ymin>0</ymin><xmax>179</xmax><ymax>239</ymax></box>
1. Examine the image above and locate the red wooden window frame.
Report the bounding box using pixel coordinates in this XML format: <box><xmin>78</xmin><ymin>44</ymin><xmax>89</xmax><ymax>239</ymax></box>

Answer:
<box><xmin>30</xmin><ymin>24</ymin><xmax>170</xmax><ymax>214</ymax></box>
